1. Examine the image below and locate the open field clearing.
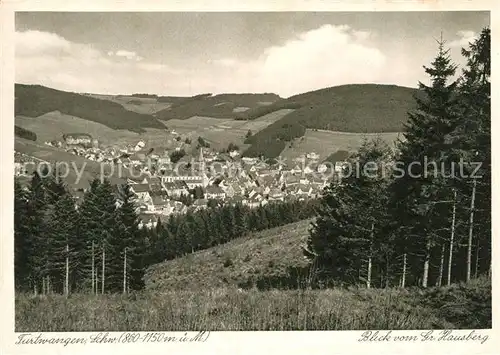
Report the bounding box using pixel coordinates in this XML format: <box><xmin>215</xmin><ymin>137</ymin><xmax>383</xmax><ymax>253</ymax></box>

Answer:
<box><xmin>280</xmin><ymin>129</ymin><xmax>402</xmax><ymax>162</ymax></box>
<box><xmin>165</xmin><ymin>109</ymin><xmax>293</xmax><ymax>149</ymax></box>
<box><xmin>15</xmin><ymin>109</ymin><xmax>292</xmax><ymax>153</ymax></box>
<box><xmin>87</xmin><ymin>94</ymin><xmax>174</xmax><ymax>115</ymax></box>
<box><xmin>15</xmin><ymin>112</ymin><xmax>175</xmax><ymax>148</ymax></box>
<box><xmin>15</xmin><ymin>277</ymin><xmax>490</xmax><ymax>331</ymax></box>
<box><xmin>15</xmin><ymin>138</ymin><xmax>129</xmax><ymax>188</ymax></box>
<box><xmin>16</xmin><ymin>112</ymin><xmax>140</xmax><ymax>144</ymax></box>
<box><xmin>145</xmin><ymin>220</ymin><xmax>312</xmax><ymax>291</ymax></box>
<box><xmin>237</xmin><ymin>109</ymin><xmax>296</xmax><ymax>132</ymax></box>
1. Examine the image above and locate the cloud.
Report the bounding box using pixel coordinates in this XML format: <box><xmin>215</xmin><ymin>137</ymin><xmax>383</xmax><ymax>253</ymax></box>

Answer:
<box><xmin>196</xmin><ymin>24</ymin><xmax>389</xmax><ymax>97</ymax></box>
<box><xmin>449</xmin><ymin>30</ymin><xmax>477</xmax><ymax>48</ymax></box>
<box><xmin>16</xmin><ymin>31</ymin><xmax>181</xmax><ymax>94</ymax></box>
<box><xmin>352</xmin><ymin>30</ymin><xmax>371</xmax><ymax>41</ymax></box>
<box><xmin>251</xmin><ymin>24</ymin><xmax>387</xmax><ymax>96</ymax></box>
<box><xmin>15</xmin><ymin>26</ymin><xmax>421</xmax><ymax>97</ymax></box>
<box><xmin>110</xmin><ymin>49</ymin><xmax>143</xmax><ymax>61</ymax></box>
<box><xmin>210</xmin><ymin>58</ymin><xmax>238</xmax><ymax>67</ymax></box>
<box><xmin>15</xmin><ymin>30</ymin><xmax>71</xmax><ymax>57</ymax></box>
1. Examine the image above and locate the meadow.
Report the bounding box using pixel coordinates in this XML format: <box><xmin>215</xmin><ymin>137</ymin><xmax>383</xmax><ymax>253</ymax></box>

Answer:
<box><xmin>164</xmin><ymin>109</ymin><xmax>294</xmax><ymax>149</ymax></box>
<box><xmin>280</xmin><ymin>129</ymin><xmax>401</xmax><ymax>162</ymax></box>
<box><xmin>87</xmin><ymin>94</ymin><xmax>174</xmax><ymax>115</ymax></box>
<box><xmin>144</xmin><ymin>220</ymin><xmax>312</xmax><ymax>292</ymax></box>
<box><xmin>15</xmin><ymin>276</ymin><xmax>491</xmax><ymax>331</ymax></box>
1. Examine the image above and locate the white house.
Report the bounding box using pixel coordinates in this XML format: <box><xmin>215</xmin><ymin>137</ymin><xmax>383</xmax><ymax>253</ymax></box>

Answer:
<box><xmin>229</xmin><ymin>150</ymin><xmax>240</xmax><ymax>158</ymax></box>
<box><xmin>306</xmin><ymin>152</ymin><xmax>320</xmax><ymax>160</ymax></box>
<box><xmin>205</xmin><ymin>185</ymin><xmax>226</xmax><ymax>200</ymax></box>
<box><xmin>138</xmin><ymin>214</ymin><xmax>158</xmax><ymax>229</ymax></box>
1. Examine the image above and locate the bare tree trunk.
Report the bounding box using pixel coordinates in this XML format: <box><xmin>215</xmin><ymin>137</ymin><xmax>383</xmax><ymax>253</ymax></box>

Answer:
<box><xmin>367</xmin><ymin>223</ymin><xmax>374</xmax><ymax>289</ymax></box>
<box><xmin>467</xmin><ymin>179</ymin><xmax>477</xmax><ymax>282</ymax></box>
<box><xmin>437</xmin><ymin>244</ymin><xmax>445</xmax><ymax>287</ymax></box>
<box><xmin>91</xmin><ymin>240</ymin><xmax>95</xmax><ymax>295</ymax></box>
<box><xmin>367</xmin><ymin>256</ymin><xmax>372</xmax><ymax>289</ymax></box>
<box><xmin>42</xmin><ymin>276</ymin><xmax>46</xmax><ymax>295</ymax></box>
<box><xmin>101</xmin><ymin>248</ymin><xmax>105</xmax><ymax>294</ymax></box>
<box><xmin>422</xmin><ymin>238</ymin><xmax>431</xmax><ymax>288</ymax></box>
<box><xmin>123</xmin><ymin>247</ymin><xmax>127</xmax><ymax>294</ymax></box>
<box><xmin>385</xmin><ymin>255</ymin><xmax>390</xmax><ymax>288</ymax></box>
<box><xmin>65</xmin><ymin>244</ymin><xmax>69</xmax><ymax>296</ymax></box>
<box><xmin>447</xmin><ymin>190</ymin><xmax>457</xmax><ymax>286</ymax></box>
<box><xmin>474</xmin><ymin>238</ymin><xmax>480</xmax><ymax>278</ymax></box>
<box><xmin>95</xmin><ymin>264</ymin><xmax>99</xmax><ymax>295</ymax></box>
<box><xmin>401</xmin><ymin>253</ymin><xmax>407</xmax><ymax>288</ymax></box>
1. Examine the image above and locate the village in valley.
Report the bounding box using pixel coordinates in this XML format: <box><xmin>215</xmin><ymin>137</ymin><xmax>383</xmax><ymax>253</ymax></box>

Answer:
<box><xmin>11</xmin><ymin>11</ymin><xmax>492</xmax><ymax>335</ymax></box>
<box><xmin>15</xmin><ymin>131</ymin><xmax>344</xmax><ymax>230</ymax></box>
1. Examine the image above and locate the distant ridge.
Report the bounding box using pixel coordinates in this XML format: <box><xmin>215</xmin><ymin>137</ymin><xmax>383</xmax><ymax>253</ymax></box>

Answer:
<box><xmin>154</xmin><ymin>92</ymin><xmax>282</xmax><ymax>120</ymax></box>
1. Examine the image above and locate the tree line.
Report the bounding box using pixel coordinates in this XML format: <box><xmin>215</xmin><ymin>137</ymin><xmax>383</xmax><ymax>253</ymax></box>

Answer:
<box><xmin>305</xmin><ymin>29</ymin><xmax>491</xmax><ymax>289</ymax></box>
<box><xmin>147</xmin><ymin>199</ymin><xmax>319</xmax><ymax>265</ymax></box>
<box><xmin>14</xmin><ymin>172</ymin><xmax>318</xmax><ymax>295</ymax></box>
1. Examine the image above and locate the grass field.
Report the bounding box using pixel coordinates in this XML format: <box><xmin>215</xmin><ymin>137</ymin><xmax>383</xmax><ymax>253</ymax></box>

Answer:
<box><xmin>14</xmin><ymin>138</ymin><xmax>130</xmax><ymax>189</ymax></box>
<box><xmin>16</xmin><ymin>112</ymin><xmax>141</xmax><ymax>144</ymax></box>
<box><xmin>15</xmin><ymin>108</ymin><xmax>292</xmax><ymax>153</ymax></box>
<box><xmin>15</xmin><ymin>112</ymin><xmax>177</xmax><ymax>149</ymax></box>
<box><xmin>145</xmin><ymin>220</ymin><xmax>312</xmax><ymax>292</ymax></box>
<box><xmin>15</xmin><ymin>277</ymin><xmax>491</xmax><ymax>331</ymax></box>
<box><xmin>165</xmin><ymin>109</ymin><xmax>294</xmax><ymax>150</ymax></box>
<box><xmin>15</xmin><ymin>84</ymin><xmax>166</xmax><ymax>132</ymax></box>
<box><xmin>280</xmin><ymin>129</ymin><xmax>402</xmax><ymax>162</ymax></box>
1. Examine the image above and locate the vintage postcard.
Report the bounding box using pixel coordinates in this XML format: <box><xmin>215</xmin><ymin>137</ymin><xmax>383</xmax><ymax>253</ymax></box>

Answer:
<box><xmin>0</xmin><ymin>1</ymin><xmax>497</xmax><ymax>354</ymax></box>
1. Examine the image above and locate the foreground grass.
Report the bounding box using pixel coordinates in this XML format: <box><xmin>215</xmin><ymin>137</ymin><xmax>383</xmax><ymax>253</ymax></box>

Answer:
<box><xmin>16</xmin><ymin>277</ymin><xmax>490</xmax><ymax>331</ymax></box>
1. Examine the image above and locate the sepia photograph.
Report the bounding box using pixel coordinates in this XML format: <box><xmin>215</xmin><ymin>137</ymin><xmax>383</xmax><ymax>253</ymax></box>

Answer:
<box><xmin>10</xmin><ymin>10</ymin><xmax>491</xmax><ymax>335</ymax></box>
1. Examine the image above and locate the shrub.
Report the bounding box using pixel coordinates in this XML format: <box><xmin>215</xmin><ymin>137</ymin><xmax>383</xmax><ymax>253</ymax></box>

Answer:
<box><xmin>223</xmin><ymin>257</ymin><xmax>233</xmax><ymax>268</ymax></box>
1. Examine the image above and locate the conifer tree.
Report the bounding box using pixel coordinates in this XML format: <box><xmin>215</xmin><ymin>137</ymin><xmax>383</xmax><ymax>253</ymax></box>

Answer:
<box><xmin>27</xmin><ymin>171</ymin><xmax>52</xmax><ymax>294</ymax></box>
<box><xmin>305</xmin><ymin>138</ymin><xmax>392</xmax><ymax>286</ymax></box>
<box><xmin>391</xmin><ymin>35</ymin><xmax>459</xmax><ymax>287</ymax></box>
<box><xmin>107</xmin><ymin>184</ymin><xmax>140</xmax><ymax>292</ymax></box>
<box><xmin>77</xmin><ymin>178</ymin><xmax>102</xmax><ymax>292</ymax></box>
<box><xmin>449</xmin><ymin>28</ymin><xmax>491</xmax><ymax>280</ymax></box>
<box><xmin>14</xmin><ymin>179</ymin><xmax>32</xmax><ymax>291</ymax></box>
<box><xmin>48</xmin><ymin>192</ymin><xmax>79</xmax><ymax>294</ymax></box>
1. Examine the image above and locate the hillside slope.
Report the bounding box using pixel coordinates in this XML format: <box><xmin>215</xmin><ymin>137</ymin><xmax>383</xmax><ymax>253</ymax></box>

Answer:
<box><xmin>144</xmin><ymin>219</ymin><xmax>313</xmax><ymax>291</ymax></box>
<box><xmin>243</xmin><ymin>84</ymin><xmax>417</xmax><ymax>158</ymax></box>
<box><xmin>86</xmin><ymin>94</ymin><xmax>177</xmax><ymax>115</ymax></box>
<box><xmin>14</xmin><ymin>138</ymin><xmax>130</xmax><ymax>189</ymax></box>
<box><xmin>155</xmin><ymin>93</ymin><xmax>282</xmax><ymax>120</ymax></box>
<box><xmin>15</xmin><ymin>84</ymin><xmax>167</xmax><ymax>133</ymax></box>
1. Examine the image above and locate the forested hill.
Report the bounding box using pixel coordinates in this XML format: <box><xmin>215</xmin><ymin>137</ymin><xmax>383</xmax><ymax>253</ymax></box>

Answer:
<box><xmin>242</xmin><ymin>84</ymin><xmax>418</xmax><ymax>158</ymax></box>
<box><xmin>15</xmin><ymin>84</ymin><xmax>167</xmax><ymax>133</ymax></box>
<box><xmin>154</xmin><ymin>93</ymin><xmax>282</xmax><ymax>120</ymax></box>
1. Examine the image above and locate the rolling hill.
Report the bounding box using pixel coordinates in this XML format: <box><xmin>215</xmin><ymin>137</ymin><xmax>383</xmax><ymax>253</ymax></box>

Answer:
<box><xmin>154</xmin><ymin>93</ymin><xmax>282</xmax><ymax>121</ymax></box>
<box><xmin>85</xmin><ymin>93</ymin><xmax>188</xmax><ymax>115</ymax></box>
<box><xmin>14</xmin><ymin>138</ymin><xmax>130</xmax><ymax>190</ymax></box>
<box><xmin>15</xmin><ymin>83</ymin><xmax>414</xmax><ymax>160</ymax></box>
<box><xmin>145</xmin><ymin>219</ymin><xmax>313</xmax><ymax>292</ymax></box>
<box><xmin>15</xmin><ymin>84</ymin><xmax>167</xmax><ymax>133</ymax></box>
<box><xmin>242</xmin><ymin>84</ymin><xmax>417</xmax><ymax>158</ymax></box>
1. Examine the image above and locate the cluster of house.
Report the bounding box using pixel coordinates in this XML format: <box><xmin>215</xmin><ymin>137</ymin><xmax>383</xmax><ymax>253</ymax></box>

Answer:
<box><xmin>17</xmin><ymin>133</ymin><xmax>349</xmax><ymax>230</ymax></box>
<box><xmin>124</xmin><ymin>151</ymin><xmax>346</xmax><ymax>229</ymax></box>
